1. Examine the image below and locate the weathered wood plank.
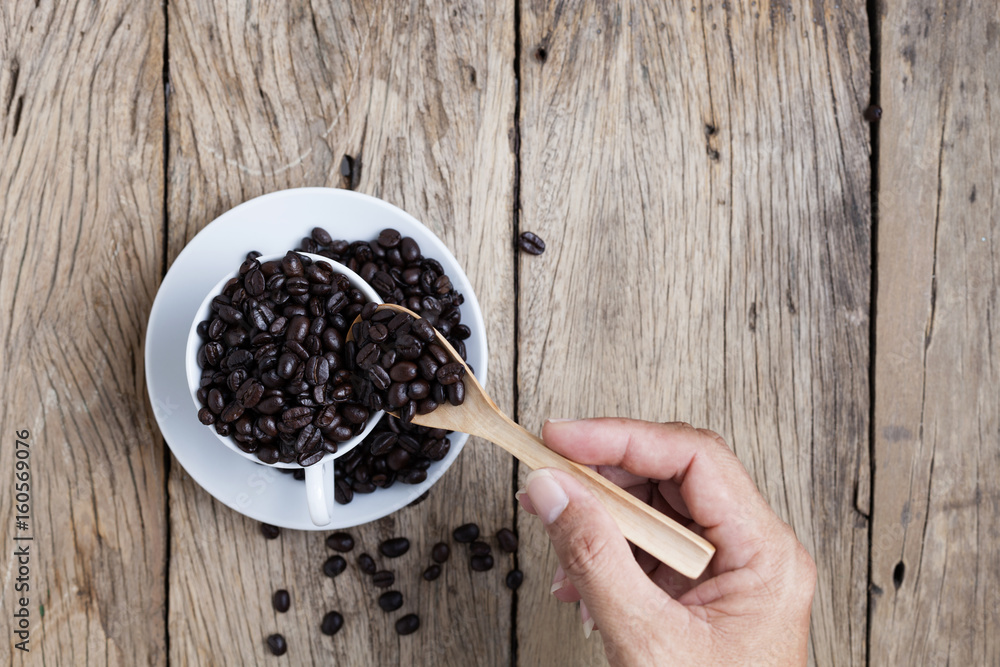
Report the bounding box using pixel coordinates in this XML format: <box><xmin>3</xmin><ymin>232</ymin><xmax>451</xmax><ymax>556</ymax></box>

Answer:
<box><xmin>870</xmin><ymin>2</ymin><xmax>1000</xmax><ymax>665</ymax></box>
<box><xmin>166</xmin><ymin>1</ymin><xmax>516</xmax><ymax>664</ymax></box>
<box><xmin>516</xmin><ymin>1</ymin><xmax>870</xmax><ymax>664</ymax></box>
<box><xmin>0</xmin><ymin>1</ymin><xmax>166</xmax><ymax>664</ymax></box>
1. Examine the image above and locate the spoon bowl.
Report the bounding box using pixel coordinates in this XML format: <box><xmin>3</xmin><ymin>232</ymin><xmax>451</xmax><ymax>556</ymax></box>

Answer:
<box><xmin>354</xmin><ymin>304</ymin><xmax>716</xmax><ymax>579</ymax></box>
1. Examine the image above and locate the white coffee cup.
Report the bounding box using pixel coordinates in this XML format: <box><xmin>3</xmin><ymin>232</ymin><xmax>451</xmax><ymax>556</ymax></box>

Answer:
<box><xmin>185</xmin><ymin>252</ymin><xmax>384</xmax><ymax>526</ymax></box>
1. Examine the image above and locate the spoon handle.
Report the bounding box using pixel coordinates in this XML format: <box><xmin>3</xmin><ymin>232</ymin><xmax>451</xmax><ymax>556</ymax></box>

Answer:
<box><xmin>475</xmin><ymin>411</ymin><xmax>716</xmax><ymax>580</ymax></box>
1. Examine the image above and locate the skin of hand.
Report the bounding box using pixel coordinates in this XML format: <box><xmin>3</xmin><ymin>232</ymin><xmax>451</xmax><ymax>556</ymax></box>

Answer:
<box><xmin>517</xmin><ymin>419</ymin><xmax>816</xmax><ymax>666</ymax></box>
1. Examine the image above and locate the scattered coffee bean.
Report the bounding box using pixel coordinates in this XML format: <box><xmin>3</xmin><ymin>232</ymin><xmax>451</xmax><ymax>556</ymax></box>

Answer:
<box><xmin>326</xmin><ymin>532</ymin><xmax>355</xmax><ymax>552</ymax></box>
<box><xmin>864</xmin><ymin>104</ymin><xmax>882</xmax><ymax>122</ymax></box>
<box><xmin>431</xmin><ymin>542</ymin><xmax>450</xmax><ymax>563</ymax></box>
<box><xmin>379</xmin><ymin>537</ymin><xmax>411</xmax><ymax>558</ymax></box>
<box><xmin>272</xmin><ymin>589</ymin><xmax>290</xmax><ymax>613</ymax></box>
<box><xmin>357</xmin><ymin>553</ymin><xmax>377</xmax><ymax>575</ymax></box>
<box><xmin>506</xmin><ymin>569</ymin><xmax>524</xmax><ymax>590</ymax></box>
<box><xmin>422</xmin><ymin>564</ymin><xmax>442</xmax><ymax>581</ymax></box>
<box><xmin>260</xmin><ymin>523</ymin><xmax>280</xmax><ymax>540</ymax></box>
<box><xmin>469</xmin><ymin>541</ymin><xmax>491</xmax><ymax>556</ymax></box>
<box><xmin>266</xmin><ymin>633</ymin><xmax>287</xmax><ymax>656</ymax></box>
<box><xmin>372</xmin><ymin>570</ymin><xmax>395</xmax><ymax>588</ymax></box>
<box><xmin>496</xmin><ymin>528</ymin><xmax>518</xmax><ymax>553</ymax></box>
<box><xmin>395</xmin><ymin>613</ymin><xmax>420</xmax><ymax>636</ymax></box>
<box><xmin>321</xmin><ymin>611</ymin><xmax>344</xmax><ymax>636</ymax></box>
<box><xmin>378</xmin><ymin>590</ymin><xmax>404</xmax><ymax>612</ymax></box>
<box><xmin>470</xmin><ymin>554</ymin><xmax>494</xmax><ymax>572</ymax></box>
<box><xmin>323</xmin><ymin>555</ymin><xmax>347</xmax><ymax>578</ymax></box>
<box><xmin>453</xmin><ymin>523</ymin><xmax>479</xmax><ymax>543</ymax></box>
<box><xmin>518</xmin><ymin>231</ymin><xmax>546</xmax><ymax>255</ymax></box>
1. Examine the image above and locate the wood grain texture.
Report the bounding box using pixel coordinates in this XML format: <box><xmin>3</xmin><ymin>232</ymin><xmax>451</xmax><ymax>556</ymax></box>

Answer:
<box><xmin>166</xmin><ymin>1</ymin><xmax>516</xmax><ymax>664</ymax></box>
<box><xmin>0</xmin><ymin>1</ymin><xmax>166</xmax><ymax>664</ymax></box>
<box><xmin>870</xmin><ymin>2</ymin><xmax>1000</xmax><ymax>665</ymax></box>
<box><xmin>516</xmin><ymin>1</ymin><xmax>870</xmax><ymax>664</ymax></box>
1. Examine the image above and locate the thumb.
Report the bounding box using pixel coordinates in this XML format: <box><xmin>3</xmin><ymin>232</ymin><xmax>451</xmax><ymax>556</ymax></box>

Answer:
<box><xmin>524</xmin><ymin>468</ymin><xmax>685</xmax><ymax>639</ymax></box>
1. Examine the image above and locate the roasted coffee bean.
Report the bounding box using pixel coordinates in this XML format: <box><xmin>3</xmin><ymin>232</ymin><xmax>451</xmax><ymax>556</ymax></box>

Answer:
<box><xmin>257</xmin><ymin>446</ymin><xmax>279</xmax><ymax>464</ymax></box>
<box><xmin>369</xmin><ymin>364</ymin><xmax>391</xmax><ymax>391</ymax></box>
<box><xmin>320</xmin><ymin>611</ymin><xmax>344</xmax><ymax>636</ymax></box>
<box><xmin>436</xmin><ymin>362</ymin><xmax>465</xmax><ymax>385</ymax></box>
<box><xmin>453</xmin><ymin>523</ymin><xmax>479</xmax><ymax>543</ymax></box>
<box><xmin>371</xmin><ymin>271</ymin><xmax>395</xmax><ymax>295</ymax></box>
<box><xmin>372</xmin><ymin>570</ymin><xmax>395</xmax><ymax>588</ymax></box>
<box><xmin>505</xmin><ymin>569</ymin><xmax>524</xmax><ymax>590</ymax></box>
<box><xmin>386</xmin><ymin>447</ymin><xmax>411</xmax><ymax>471</ymax></box>
<box><xmin>469</xmin><ymin>541</ymin><xmax>491</xmax><ymax>557</ymax></box>
<box><xmin>395</xmin><ymin>334</ymin><xmax>422</xmax><ymax>360</ymax></box>
<box><xmin>236</xmin><ymin>379</ymin><xmax>264</xmax><ymax>408</ymax></box>
<box><xmin>431</xmin><ymin>542</ymin><xmax>450</xmax><ymax>563</ymax></box>
<box><xmin>395</xmin><ymin>614</ymin><xmax>420</xmax><ymax>636</ymax></box>
<box><xmin>378</xmin><ymin>228</ymin><xmax>402</xmax><ymax>248</ymax></box>
<box><xmin>386</xmin><ymin>382</ymin><xmax>410</xmax><ymax>410</ymax></box>
<box><xmin>357</xmin><ymin>553</ymin><xmax>377</xmax><ymax>575</ymax></box>
<box><xmin>400</xmin><ymin>468</ymin><xmax>427</xmax><ymax>484</ymax></box>
<box><xmin>207</xmin><ymin>388</ymin><xmax>224</xmax><ymax>415</ymax></box>
<box><xmin>407</xmin><ymin>379</ymin><xmax>431</xmax><ymax>400</ymax></box>
<box><xmin>496</xmin><ymin>528</ymin><xmax>518</xmax><ymax>553</ymax></box>
<box><xmin>221</xmin><ymin>402</ymin><xmax>244</xmax><ymax>423</ymax></box>
<box><xmin>399</xmin><ymin>400</ymin><xmax>416</xmax><ymax>423</ymax></box>
<box><xmin>272</xmin><ymin>589</ymin><xmax>291</xmax><ymax>613</ymax></box>
<box><xmin>447</xmin><ymin>380</ymin><xmax>465</xmax><ymax>406</ymax></box>
<box><xmin>378</xmin><ymin>590</ymin><xmax>404</xmax><ymax>612</ymax></box>
<box><xmin>356</xmin><ymin>342</ymin><xmax>380</xmax><ymax>369</ymax></box>
<box><xmin>470</xmin><ymin>554</ymin><xmax>494</xmax><ymax>571</ymax></box>
<box><xmin>326</xmin><ymin>532</ymin><xmax>355</xmax><ymax>552</ymax></box>
<box><xmin>256</xmin><ymin>395</ymin><xmax>285</xmax><ymax>414</ymax></box>
<box><xmin>415</xmin><ymin>399</ymin><xmax>438</xmax><ymax>415</ymax></box>
<box><xmin>266</xmin><ymin>633</ymin><xmax>287</xmax><ymax>656</ymax></box>
<box><xmin>422</xmin><ymin>564</ymin><xmax>442</xmax><ymax>581</ymax></box>
<box><xmin>341</xmin><ymin>404</ymin><xmax>369</xmax><ymax>425</ymax></box>
<box><xmin>297</xmin><ymin>449</ymin><xmax>324</xmax><ymax>466</ymax></box>
<box><xmin>312</xmin><ymin>227</ymin><xmax>333</xmax><ymax>246</ymax></box>
<box><xmin>282</xmin><ymin>406</ymin><xmax>315</xmax><ymax>430</ymax></box>
<box><xmin>323</xmin><ymin>555</ymin><xmax>347</xmax><ymax>578</ymax></box>
<box><xmin>427</xmin><ymin>344</ymin><xmax>450</xmax><ymax>365</ymax></box>
<box><xmin>518</xmin><ymin>231</ymin><xmax>546</xmax><ymax>255</ymax></box>
<box><xmin>379</xmin><ymin>537</ymin><xmax>410</xmax><ymax>558</ymax></box>
<box><xmin>389</xmin><ymin>361</ymin><xmax>419</xmax><ymax>382</ymax></box>
<box><xmin>410</xmin><ymin>318</ymin><xmax>436</xmax><ymax>343</ymax></box>
<box><xmin>281</xmin><ymin>251</ymin><xmax>304</xmax><ymax>276</ymax></box>
<box><xmin>417</xmin><ymin>356</ymin><xmax>439</xmax><ymax>381</ymax></box>
<box><xmin>303</xmin><ymin>356</ymin><xmax>330</xmax><ymax>385</ymax></box>
<box><xmin>260</xmin><ymin>523</ymin><xmax>280</xmax><ymax>539</ymax></box>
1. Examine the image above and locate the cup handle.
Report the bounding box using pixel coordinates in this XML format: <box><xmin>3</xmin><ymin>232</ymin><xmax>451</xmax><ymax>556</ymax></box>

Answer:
<box><xmin>304</xmin><ymin>459</ymin><xmax>334</xmax><ymax>526</ymax></box>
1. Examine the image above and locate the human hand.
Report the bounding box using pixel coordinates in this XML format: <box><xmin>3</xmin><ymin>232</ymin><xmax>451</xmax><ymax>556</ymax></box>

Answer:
<box><xmin>518</xmin><ymin>419</ymin><xmax>816</xmax><ymax>666</ymax></box>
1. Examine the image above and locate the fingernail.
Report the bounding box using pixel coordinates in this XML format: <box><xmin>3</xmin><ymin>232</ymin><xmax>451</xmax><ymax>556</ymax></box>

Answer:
<box><xmin>581</xmin><ymin>601</ymin><xmax>594</xmax><ymax>639</ymax></box>
<box><xmin>514</xmin><ymin>487</ymin><xmax>526</xmax><ymax>501</ymax></box>
<box><xmin>545</xmin><ymin>418</ymin><xmax>576</xmax><ymax>424</ymax></box>
<box><xmin>550</xmin><ymin>566</ymin><xmax>567</xmax><ymax>594</ymax></box>
<box><xmin>525</xmin><ymin>469</ymin><xmax>568</xmax><ymax>525</ymax></box>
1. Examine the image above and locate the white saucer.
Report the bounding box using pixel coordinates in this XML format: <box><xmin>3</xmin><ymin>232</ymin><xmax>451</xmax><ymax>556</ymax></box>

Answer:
<box><xmin>144</xmin><ymin>188</ymin><xmax>488</xmax><ymax>530</ymax></box>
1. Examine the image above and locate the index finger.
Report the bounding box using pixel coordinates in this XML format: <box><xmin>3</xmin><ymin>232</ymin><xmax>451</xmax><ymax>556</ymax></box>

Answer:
<box><xmin>541</xmin><ymin>418</ymin><xmax>781</xmax><ymax>570</ymax></box>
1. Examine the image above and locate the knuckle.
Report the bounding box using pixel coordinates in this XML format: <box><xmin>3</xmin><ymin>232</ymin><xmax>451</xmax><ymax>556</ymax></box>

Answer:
<box><xmin>560</xmin><ymin>529</ymin><xmax>616</xmax><ymax>584</ymax></box>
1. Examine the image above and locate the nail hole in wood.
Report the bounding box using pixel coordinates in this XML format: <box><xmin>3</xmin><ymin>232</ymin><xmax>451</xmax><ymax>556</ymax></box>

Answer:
<box><xmin>892</xmin><ymin>561</ymin><xmax>905</xmax><ymax>589</ymax></box>
<box><xmin>704</xmin><ymin>123</ymin><xmax>717</xmax><ymax>136</ymax></box>
<box><xmin>534</xmin><ymin>46</ymin><xmax>547</xmax><ymax>62</ymax></box>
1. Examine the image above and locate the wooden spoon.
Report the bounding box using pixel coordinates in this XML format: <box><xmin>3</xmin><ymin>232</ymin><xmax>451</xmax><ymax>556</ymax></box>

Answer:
<box><xmin>352</xmin><ymin>303</ymin><xmax>716</xmax><ymax>579</ymax></box>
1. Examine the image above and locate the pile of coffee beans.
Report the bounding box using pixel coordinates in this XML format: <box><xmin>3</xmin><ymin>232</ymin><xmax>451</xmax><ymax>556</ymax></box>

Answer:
<box><xmin>349</xmin><ymin>304</ymin><xmax>466</xmax><ymax>424</ymax></box>
<box><xmin>261</xmin><ymin>521</ymin><xmax>523</xmax><ymax>655</ymax></box>
<box><xmin>290</xmin><ymin>227</ymin><xmax>474</xmax><ymax>504</ymax></box>
<box><xmin>195</xmin><ymin>250</ymin><xmax>375</xmax><ymax>466</ymax></box>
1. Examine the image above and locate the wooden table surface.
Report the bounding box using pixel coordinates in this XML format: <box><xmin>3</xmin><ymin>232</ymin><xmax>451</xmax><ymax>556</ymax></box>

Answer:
<box><xmin>1</xmin><ymin>0</ymin><xmax>998</xmax><ymax>664</ymax></box>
